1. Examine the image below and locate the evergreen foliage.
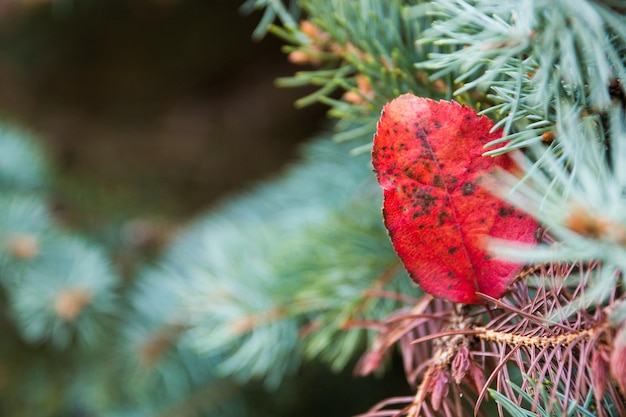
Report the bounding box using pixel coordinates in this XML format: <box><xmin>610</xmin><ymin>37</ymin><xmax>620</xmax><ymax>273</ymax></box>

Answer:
<box><xmin>1</xmin><ymin>0</ymin><xmax>625</xmax><ymax>416</ymax></box>
<box><xmin>169</xmin><ymin>139</ymin><xmax>413</xmax><ymax>385</ymax></box>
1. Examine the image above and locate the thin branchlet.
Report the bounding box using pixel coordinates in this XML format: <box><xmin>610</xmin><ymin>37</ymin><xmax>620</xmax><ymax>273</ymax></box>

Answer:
<box><xmin>474</xmin><ymin>323</ymin><xmax>603</xmax><ymax>348</ymax></box>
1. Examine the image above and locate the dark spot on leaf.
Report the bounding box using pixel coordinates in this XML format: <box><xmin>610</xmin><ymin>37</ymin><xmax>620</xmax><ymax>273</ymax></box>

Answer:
<box><xmin>434</xmin><ymin>120</ymin><xmax>441</xmax><ymax>129</ymax></box>
<box><xmin>412</xmin><ymin>189</ymin><xmax>437</xmax><ymax>212</ymax></box>
<box><xmin>448</xmin><ymin>246</ymin><xmax>458</xmax><ymax>255</ymax></box>
<box><xmin>461</xmin><ymin>181</ymin><xmax>475</xmax><ymax>196</ymax></box>
<box><xmin>403</xmin><ymin>166</ymin><xmax>416</xmax><ymax>178</ymax></box>
<box><xmin>433</xmin><ymin>174</ymin><xmax>444</xmax><ymax>189</ymax></box>
<box><xmin>498</xmin><ymin>206</ymin><xmax>515</xmax><ymax>217</ymax></box>
<box><xmin>437</xmin><ymin>211</ymin><xmax>452</xmax><ymax>227</ymax></box>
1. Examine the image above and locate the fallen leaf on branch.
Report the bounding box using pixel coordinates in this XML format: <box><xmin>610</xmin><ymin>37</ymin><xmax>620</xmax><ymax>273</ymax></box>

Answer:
<box><xmin>372</xmin><ymin>94</ymin><xmax>537</xmax><ymax>304</ymax></box>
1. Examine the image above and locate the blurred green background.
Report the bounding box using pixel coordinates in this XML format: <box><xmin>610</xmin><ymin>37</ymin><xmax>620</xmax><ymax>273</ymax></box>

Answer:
<box><xmin>0</xmin><ymin>0</ymin><xmax>324</xmax><ymax>221</ymax></box>
<box><xmin>0</xmin><ymin>1</ymin><xmax>411</xmax><ymax>415</ymax></box>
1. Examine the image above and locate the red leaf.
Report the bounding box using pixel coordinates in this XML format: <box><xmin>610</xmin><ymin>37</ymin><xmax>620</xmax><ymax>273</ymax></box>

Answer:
<box><xmin>372</xmin><ymin>94</ymin><xmax>537</xmax><ymax>304</ymax></box>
